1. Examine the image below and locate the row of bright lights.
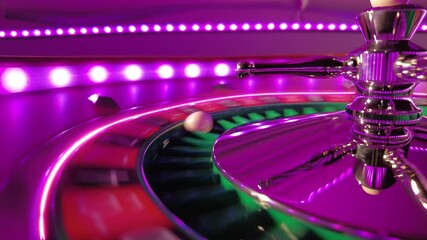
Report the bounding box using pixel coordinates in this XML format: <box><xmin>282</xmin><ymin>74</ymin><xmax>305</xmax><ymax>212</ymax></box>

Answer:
<box><xmin>0</xmin><ymin>63</ymin><xmax>232</xmax><ymax>93</ymax></box>
<box><xmin>2</xmin><ymin>22</ymin><xmax>426</xmax><ymax>39</ymax></box>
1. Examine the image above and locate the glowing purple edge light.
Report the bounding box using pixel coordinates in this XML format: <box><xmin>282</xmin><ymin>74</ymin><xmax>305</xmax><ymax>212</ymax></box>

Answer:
<box><xmin>37</xmin><ymin>91</ymin><xmax>357</xmax><ymax>239</ymax></box>
<box><xmin>0</xmin><ymin>21</ymin><xmax>409</xmax><ymax>39</ymax></box>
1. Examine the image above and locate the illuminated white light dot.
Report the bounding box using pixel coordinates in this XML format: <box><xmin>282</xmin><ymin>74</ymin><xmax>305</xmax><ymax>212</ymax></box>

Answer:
<box><xmin>141</xmin><ymin>25</ymin><xmax>149</xmax><ymax>32</ymax></box>
<box><xmin>317</xmin><ymin>24</ymin><xmax>324</xmax><ymax>30</ymax></box>
<box><xmin>45</xmin><ymin>29</ymin><xmax>52</xmax><ymax>35</ymax></box>
<box><xmin>68</xmin><ymin>28</ymin><xmax>76</xmax><ymax>35</ymax></box>
<box><xmin>157</xmin><ymin>65</ymin><xmax>174</xmax><ymax>79</ymax></box>
<box><xmin>229</xmin><ymin>24</ymin><xmax>238</xmax><ymax>31</ymax></box>
<box><xmin>204</xmin><ymin>24</ymin><xmax>212</xmax><ymax>31</ymax></box>
<box><xmin>166</xmin><ymin>24</ymin><xmax>174</xmax><ymax>32</ymax></box>
<box><xmin>50</xmin><ymin>68</ymin><xmax>71</xmax><ymax>87</ymax></box>
<box><xmin>80</xmin><ymin>28</ymin><xmax>88</xmax><ymax>34</ymax></box>
<box><xmin>267</xmin><ymin>23</ymin><xmax>275</xmax><ymax>30</ymax></box>
<box><xmin>214</xmin><ymin>63</ymin><xmax>230</xmax><ymax>77</ymax></box>
<box><xmin>129</xmin><ymin>25</ymin><xmax>136</xmax><ymax>32</ymax></box>
<box><xmin>179</xmin><ymin>24</ymin><xmax>187</xmax><ymax>31</ymax></box>
<box><xmin>328</xmin><ymin>24</ymin><xmax>336</xmax><ymax>30</ymax></box>
<box><xmin>217</xmin><ymin>24</ymin><xmax>225</xmax><ymax>31</ymax></box>
<box><xmin>104</xmin><ymin>26</ymin><xmax>112</xmax><ymax>33</ymax></box>
<box><xmin>304</xmin><ymin>23</ymin><xmax>312</xmax><ymax>30</ymax></box>
<box><xmin>56</xmin><ymin>29</ymin><xmax>64</xmax><ymax>35</ymax></box>
<box><xmin>116</xmin><ymin>26</ymin><xmax>124</xmax><ymax>33</ymax></box>
<box><xmin>92</xmin><ymin>27</ymin><xmax>99</xmax><ymax>33</ymax></box>
<box><xmin>242</xmin><ymin>23</ymin><xmax>250</xmax><ymax>30</ymax></box>
<box><xmin>291</xmin><ymin>23</ymin><xmax>300</xmax><ymax>30</ymax></box>
<box><xmin>422</xmin><ymin>25</ymin><xmax>427</xmax><ymax>31</ymax></box>
<box><xmin>0</xmin><ymin>31</ymin><xmax>6</xmax><ymax>37</ymax></box>
<box><xmin>88</xmin><ymin>66</ymin><xmax>108</xmax><ymax>83</ymax></box>
<box><xmin>255</xmin><ymin>23</ymin><xmax>262</xmax><ymax>30</ymax></box>
<box><xmin>339</xmin><ymin>24</ymin><xmax>347</xmax><ymax>30</ymax></box>
<box><xmin>351</xmin><ymin>24</ymin><xmax>359</xmax><ymax>31</ymax></box>
<box><xmin>184</xmin><ymin>64</ymin><xmax>201</xmax><ymax>78</ymax></box>
<box><xmin>124</xmin><ymin>65</ymin><xmax>143</xmax><ymax>81</ymax></box>
<box><xmin>34</xmin><ymin>30</ymin><xmax>41</xmax><ymax>36</ymax></box>
<box><xmin>22</xmin><ymin>30</ymin><xmax>29</xmax><ymax>36</ymax></box>
<box><xmin>1</xmin><ymin>68</ymin><xmax>29</xmax><ymax>92</ymax></box>
<box><xmin>280</xmin><ymin>23</ymin><xmax>288</xmax><ymax>30</ymax></box>
<box><xmin>88</xmin><ymin>93</ymin><xmax>100</xmax><ymax>103</ymax></box>
<box><xmin>153</xmin><ymin>25</ymin><xmax>161</xmax><ymax>32</ymax></box>
<box><xmin>192</xmin><ymin>24</ymin><xmax>200</xmax><ymax>31</ymax></box>
<box><xmin>10</xmin><ymin>31</ymin><xmax>17</xmax><ymax>37</ymax></box>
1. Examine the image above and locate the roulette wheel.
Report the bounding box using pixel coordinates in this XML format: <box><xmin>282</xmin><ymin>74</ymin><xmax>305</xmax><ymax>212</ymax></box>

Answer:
<box><xmin>0</xmin><ymin>0</ymin><xmax>426</xmax><ymax>239</ymax></box>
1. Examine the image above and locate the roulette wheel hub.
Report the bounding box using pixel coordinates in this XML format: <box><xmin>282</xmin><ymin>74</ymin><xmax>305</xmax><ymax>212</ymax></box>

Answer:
<box><xmin>214</xmin><ymin>4</ymin><xmax>427</xmax><ymax>239</ymax></box>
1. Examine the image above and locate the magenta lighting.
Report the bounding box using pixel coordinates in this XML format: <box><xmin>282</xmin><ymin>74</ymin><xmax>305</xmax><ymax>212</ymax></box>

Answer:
<box><xmin>0</xmin><ymin>60</ymin><xmax>236</xmax><ymax>94</ymax></box>
<box><xmin>50</xmin><ymin>67</ymin><xmax>72</xmax><ymax>87</ymax></box>
<box><xmin>88</xmin><ymin>66</ymin><xmax>108</xmax><ymax>83</ymax></box>
<box><xmin>123</xmin><ymin>65</ymin><xmax>143</xmax><ymax>81</ymax></box>
<box><xmin>1</xmin><ymin>68</ymin><xmax>29</xmax><ymax>92</ymax></box>
<box><xmin>1</xmin><ymin>21</ymin><xmax>426</xmax><ymax>39</ymax></box>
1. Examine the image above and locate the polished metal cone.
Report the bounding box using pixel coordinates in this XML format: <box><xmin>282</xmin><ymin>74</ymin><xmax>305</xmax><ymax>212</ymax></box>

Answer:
<box><xmin>357</xmin><ymin>4</ymin><xmax>426</xmax><ymax>41</ymax></box>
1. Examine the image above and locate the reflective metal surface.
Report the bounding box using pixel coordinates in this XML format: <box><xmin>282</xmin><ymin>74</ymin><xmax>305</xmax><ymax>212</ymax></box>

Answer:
<box><xmin>212</xmin><ymin>112</ymin><xmax>427</xmax><ymax>238</ymax></box>
<box><xmin>215</xmin><ymin>3</ymin><xmax>427</xmax><ymax>238</ymax></box>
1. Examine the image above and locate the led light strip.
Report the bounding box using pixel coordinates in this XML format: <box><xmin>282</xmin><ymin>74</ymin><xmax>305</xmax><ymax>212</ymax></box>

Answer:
<box><xmin>0</xmin><ymin>22</ymin><xmax>424</xmax><ymax>39</ymax></box>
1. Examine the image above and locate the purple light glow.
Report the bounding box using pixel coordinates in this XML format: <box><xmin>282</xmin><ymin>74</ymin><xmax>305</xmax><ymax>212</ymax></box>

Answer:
<box><xmin>214</xmin><ymin>63</ymin><xmax>230</xmax><ymax>77</ymax></box>
<box><xmin>50</xmin><ymin>68</ymin><xmax>71</xmax><ymax>87</ymax></box>
<box><xmin>141</xmin><ymin>25</ymin><xmax>149</xmax><ymax>32</ymax></box>
<box><xmin>88</xmin><ymin>66</ymin><xmax>108</xmax><ymax>83</ymax></box>
<box><xmin>153</xmin><ymin>25</ymin><xmax>161</xmax><ymax>32</ymax></box>
<box><xmin>0</xmin><ymin>21</ymin><xmax>424</xmax><ymax>40</ymax></box>
<box><xmin>339</xmin><ymin>24</ymin><xmax>347</xmax><ymax>30</ymax></box>
<box><xmin>157</xmin><ymin>64</ymin><xmax>174</xmax><ymax>79</ymax></box>
<box><xmin>104</xmin><ymin>26</ymin><xmax>112</xmax><ymax>33</ymax></box>
<box><xmin>184</xmin><ymin>64</ymin><xmax>201</xmax><ymax>78</ymax></box>
<box><xmin>166</xmin><ymin>24</ymin><xmax>174</xmax><ymax>32</ymax></box>
<box><xmin>1</xmin><ymin>68</ymin><xmax>29</xmax><ymax>92</ymax></box>
<box><xmin>204</xmin><ymin>24</ymin><xmax>212</xmax><ymax>31</ymax></box>
<box><xmin>192</xmin><ymin>24</ymin><xmax>201</xmax><ymax>31</ymax></box>
<box><xmin>291</xmin><ymin>23</ymin><xmax>300</xmax><ymax>30</ymax></box>
<box><xmin>217</xmin><ymin>24</ymin><xmax>225</xmax><ymax>31</ymax></box>
<box><xmin>179</xmin><ymin>24</ymin><xmax>187</xmax><ymax>31</ymax></box>
<box><xmin>123</xmin><ymin>65</ymin><xmax>143</xmax><ymax>81</ymax></box>
<box><xmin>68</xmin><ymin>28</ymin><xmax>76</xmax><ymax>35</ymax></box>
<box><xmin>280</xmin><ymin>23</ymin><xmax>288</xmax><ymax>30</ymax></box>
